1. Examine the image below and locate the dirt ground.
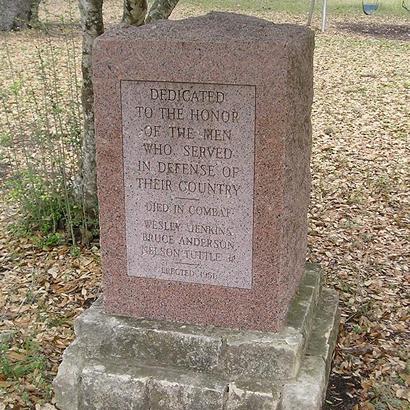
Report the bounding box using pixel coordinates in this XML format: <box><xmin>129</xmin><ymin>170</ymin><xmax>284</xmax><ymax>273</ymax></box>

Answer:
<box><xmin>0</xmin><ymin>1</ymin><xmax>409</xmax><ymax>409</ymax></box>
<box><xmin>337</xmin><ymin>21</ymin><xmax>409</xmax><ymax>41</ymax></box>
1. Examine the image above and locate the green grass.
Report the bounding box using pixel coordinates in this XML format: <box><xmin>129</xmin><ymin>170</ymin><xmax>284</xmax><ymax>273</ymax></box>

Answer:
<box><xmin>0</xmin><ymin>340</ymin><xmax>46</xmax><ymax>381</ymax></box>
<box><xmin>0</xmin><ymin>337</ymin><xmax>52</xmax><ymax>407</ymax></box>
<box><xmin>184</xmin><ymin>0</ymin><xmax>410</xmax><ymax>16</ymax></box>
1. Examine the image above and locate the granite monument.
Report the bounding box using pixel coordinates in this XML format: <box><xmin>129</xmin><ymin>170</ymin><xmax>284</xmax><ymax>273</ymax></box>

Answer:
<box><xmin>54</xmin><ymin>12</ymin><xmax>339</xmax><ymax>410</ymax></box>
<box><xmin>93</xmin><ymin>12</ymin><xmax>314</xmax><ymax>332</ymax></box>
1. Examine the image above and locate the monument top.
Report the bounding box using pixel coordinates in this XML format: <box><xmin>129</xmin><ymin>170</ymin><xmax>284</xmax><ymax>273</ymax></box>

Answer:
<box><xmin>97</xmin><ymin>12</ymin><xmax>312</xmax><ymax>43</ymax></box>
<box><xmin>93</xmin><ymin>12</ymin><xmax>314</xmax><ymax>332</ymax></box>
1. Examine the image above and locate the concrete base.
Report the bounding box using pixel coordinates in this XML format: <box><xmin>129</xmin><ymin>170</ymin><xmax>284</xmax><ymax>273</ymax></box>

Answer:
<box><xmin>53</xmin><ymin>264</ymin><xmax>339</xmax><ymax>410</ymax></box>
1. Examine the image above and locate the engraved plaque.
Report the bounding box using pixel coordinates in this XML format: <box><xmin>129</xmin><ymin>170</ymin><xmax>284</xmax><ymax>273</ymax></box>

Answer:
<box><xmin>121</xmin><ymin>81</ymin><xmax>255</xmax><ymax>288</ymax></box>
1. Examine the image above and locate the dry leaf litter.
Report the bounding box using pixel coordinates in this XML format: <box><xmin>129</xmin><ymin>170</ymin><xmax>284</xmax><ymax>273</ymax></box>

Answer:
<box><xmin>0</xmin><ymin>1</ymin><xmax>409</xmax><ymax>409</ymax></box>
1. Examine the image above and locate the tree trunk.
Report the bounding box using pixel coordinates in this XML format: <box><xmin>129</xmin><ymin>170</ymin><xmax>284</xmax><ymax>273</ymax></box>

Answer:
<box><xmin>307</xmin><ymin>0</ymin><xmax>316</xmax><ymax>26</ymax></box>
<box><xmin>0</xmin><ymin>0</ymin><xmax>38</xmax><ymax>31</ymax></box>
<box><xmin>79</xmin><ymin>0</ymin><xmax>179</xmax><ymax>216</ymax></box>
<box><xmin>122</xmin><ymin>0</ymin><xmax>148</xmax><ymax>26</ymax></box>
<box><xmin>146</xmin><ymin>0</ymin><xmax>180</xmax><ymax>23</ymax></box>
<box><xmin>79</xmin><ymin>0</ymin><xmax>104</xmax><ymax>214</ymax></box>
<box><xmin>30</xmin><ymin>0</ymin><xmax>41</xmax><ymax>24</ymax></box>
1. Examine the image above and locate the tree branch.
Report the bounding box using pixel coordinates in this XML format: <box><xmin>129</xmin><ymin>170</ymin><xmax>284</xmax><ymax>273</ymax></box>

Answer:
<box><xmin>146</xmin><ymin>0</ymin><xmax>180</xmax><ymax>23</ymax></box>
<box><xmin>122</xmin><ymin>0</ymin><xmax>147</xmax><ymax>26</ymax></box>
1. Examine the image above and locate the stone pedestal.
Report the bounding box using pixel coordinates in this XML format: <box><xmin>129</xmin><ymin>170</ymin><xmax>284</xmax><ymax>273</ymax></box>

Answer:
<box><xmin>54</xmin><ymin>265</ymin><xmax>339</xmax><ymax>410</ymax></box>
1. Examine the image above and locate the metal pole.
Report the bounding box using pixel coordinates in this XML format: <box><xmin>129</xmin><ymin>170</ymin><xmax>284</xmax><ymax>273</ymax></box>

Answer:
<box><xmin>307</xmin><ymin>0</ymin><xmax>316</xmax><ymax>26</ymax></box>
<box><xmin>321</xmin><ymin>0</ymin><xmax>327</xmax><ymax>32</ymax></box>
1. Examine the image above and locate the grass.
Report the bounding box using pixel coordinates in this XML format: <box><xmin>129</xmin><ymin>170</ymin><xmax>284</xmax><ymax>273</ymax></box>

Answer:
<box><xmin>0</xmin><ymin>337</ymin><xmax>52</xmax><ymax>407</ymax></box>
<box><xmin>183</xmin><ymin>0</ymin><xmax>410</xmax><ymax>16</ymax></box>
<box><xmin>0</xmin><ymin>342</ymin><xmax>45</xmax><ymax>381</ymax></box>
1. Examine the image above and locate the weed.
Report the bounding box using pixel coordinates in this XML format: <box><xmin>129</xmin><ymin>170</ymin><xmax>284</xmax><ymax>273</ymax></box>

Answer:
<box><xmin>0</xmin><ymin>334</ymin><xmax>53</xmax><ymax>406</ymax></box>
<box><xmin>347</xmin><ymin>190</ymin><xmax>365</xmax><ymax>205</ymax></box>
<box><xmin>70</xmin><ymin>244</ymin><xmax>81</xmax><ymax>257</ymax></box>
<box><xmin>0</xmin><ymin>341</ymin><xmax>46</xmax><ymax>381</ymax></box>
<box><xmin>47</xmin><ymin>314</ymin><xmax>71</xmax><ymax>328</ymax></box>
<box><xmin>32</xmin><ymin>232</ymin><xmax>65</xmax><ymax>248</ymax></box>
<box><xmin>0</xmin><ymin>0</ymin><xmax>98</xmax><ymax>246</ymax></box>
<box><xmin>21</xmin><ymin>390</ymin><xmax>31</xmax><ymax>405</ymax></box>
<box><xmin>373</xmin><ymin>175</ymin><xmax>392</xmax><ymax>195</ymax></box>
<box><xmin>372</xmin><ymin>382</ymin><xmax>405</xmax><ymax>409</ymax></box>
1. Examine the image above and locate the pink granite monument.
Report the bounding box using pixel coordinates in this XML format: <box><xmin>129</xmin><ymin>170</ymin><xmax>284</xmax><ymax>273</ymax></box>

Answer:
<box><xmin>93</xmin><ymin>12</ymin><xmax>314</xmax><ymax>332</ymax></box>
<box><xmin>55</xmin><ymin>14</ymin><xmax>340</xmax><ymax>410</ymax></box>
